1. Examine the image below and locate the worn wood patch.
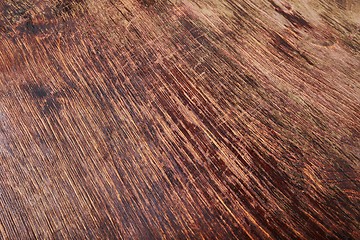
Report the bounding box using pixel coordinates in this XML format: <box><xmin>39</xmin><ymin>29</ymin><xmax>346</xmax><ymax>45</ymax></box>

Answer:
<box><xmin>0</xmin><ymin>0</ymin><xmax>359</xmax><ymax>239</ymax></box>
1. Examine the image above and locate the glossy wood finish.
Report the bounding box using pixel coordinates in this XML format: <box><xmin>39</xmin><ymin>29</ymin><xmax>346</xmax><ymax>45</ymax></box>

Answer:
<box><xmin>0</xmin><ymin>0</ymin><xmax>359</xmax><ymax>239</ymax></box>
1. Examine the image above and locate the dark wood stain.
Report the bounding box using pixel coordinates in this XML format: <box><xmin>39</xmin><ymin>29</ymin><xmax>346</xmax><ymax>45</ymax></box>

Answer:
<box><xmin>23</xmin><ymin>83</ymin><xmax>48</xmax><ymax>99</ymax></box>
<box><xmin>272</xmin><ymin>32</ymin><xmax>314</xmax><ymax>65</ymax></box>
<box><xmin>42</xmin><ymin>97</ymin><xmax>62</xmax><ymax>115</ymax></box>
<box><xmin>54</xmin><ymin>0</ymin><xmax>87</xmax><ymax>16</ymax></box>
<box><xmin>139</xmin><ymin>0</ymin><xmax>157</xmax><ymax>8</ymax></box>
<box><xmin>268</xmin><ymin>0</ymin><xmax>312</xmax><ymax>29</ymax></box>
<box><xmin>0</xmin><ymin>0</ymin><xmax>359</xmax><ymax>239</ymax></box>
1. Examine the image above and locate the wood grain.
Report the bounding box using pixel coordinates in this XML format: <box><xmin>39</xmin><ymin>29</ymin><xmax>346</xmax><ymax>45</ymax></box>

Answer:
<box><xmin>0</xmin><ymin>0</ymin><xmax>359</xmax><ymax>239</ymax></box>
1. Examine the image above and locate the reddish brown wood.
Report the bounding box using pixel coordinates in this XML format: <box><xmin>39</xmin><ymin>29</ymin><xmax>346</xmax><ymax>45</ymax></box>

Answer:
<box><xmin>0</xmin><ymin>0</ymin><xmax>359</xmax><ymax>239</ymax></box>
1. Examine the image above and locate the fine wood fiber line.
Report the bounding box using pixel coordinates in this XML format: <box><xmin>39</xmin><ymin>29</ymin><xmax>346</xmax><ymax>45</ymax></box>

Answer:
<box><xmin>0</xmin><ymin>0</ymin><xmax>359</xmax><ymax>239</ymax></box>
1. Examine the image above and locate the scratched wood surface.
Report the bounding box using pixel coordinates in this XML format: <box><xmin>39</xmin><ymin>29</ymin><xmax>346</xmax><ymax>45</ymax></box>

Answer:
<box><xmin>0</xmin><ymin>0</ymin><xmax>359</xmax><ymax>239</ymax></box>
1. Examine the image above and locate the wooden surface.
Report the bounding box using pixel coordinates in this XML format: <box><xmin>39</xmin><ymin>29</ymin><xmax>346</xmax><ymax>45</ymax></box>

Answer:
<box><xmin>0</xmin><ymin>0</ymin><xmax>359</xmax><ymax>239</ymax></box>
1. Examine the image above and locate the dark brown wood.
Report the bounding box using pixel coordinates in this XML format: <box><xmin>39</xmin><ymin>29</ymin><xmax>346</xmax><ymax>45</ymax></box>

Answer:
<box><xmin>0</xmin><ymin>0</ymin><xmax>359</xmax><ymax>239</ymax></box>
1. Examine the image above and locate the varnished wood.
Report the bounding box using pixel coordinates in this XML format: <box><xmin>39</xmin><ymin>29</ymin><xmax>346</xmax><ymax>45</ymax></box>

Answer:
<box><xmin>0</xmin><ymin>0</ymin><xmax>359</xmax><ymax>239</ymax></box>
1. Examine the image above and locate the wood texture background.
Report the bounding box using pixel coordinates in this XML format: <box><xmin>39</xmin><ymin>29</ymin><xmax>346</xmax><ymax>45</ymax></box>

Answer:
<box><xmin>0</xmin><ymin>0</ymin><xmax>359</xmax><ymax>239</ymax></box>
